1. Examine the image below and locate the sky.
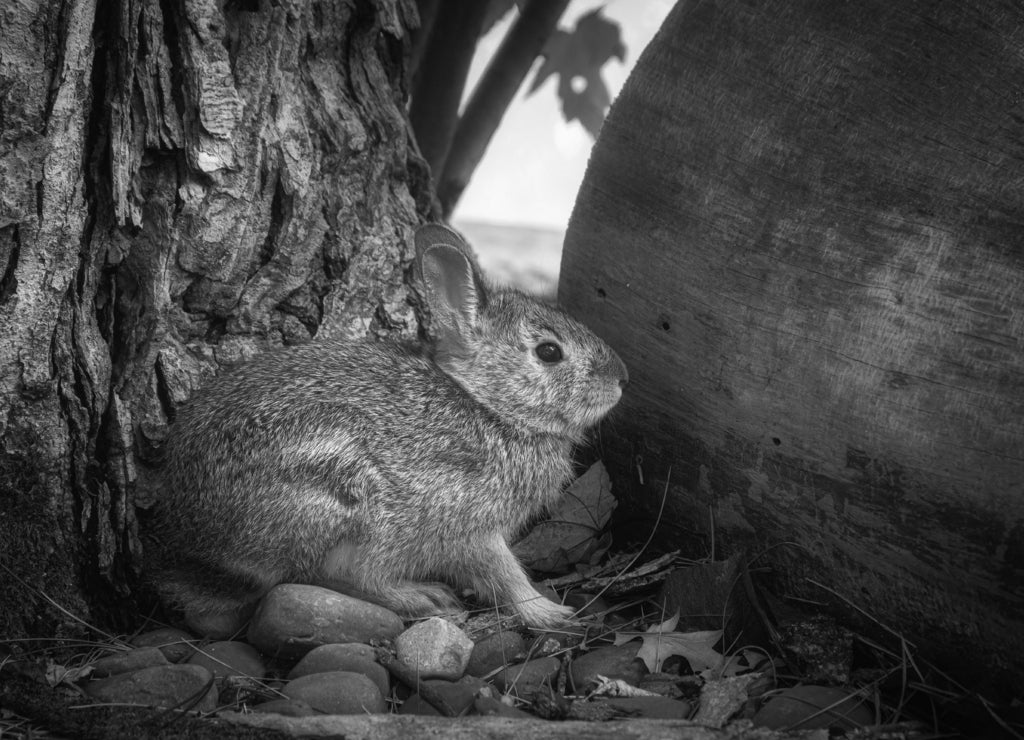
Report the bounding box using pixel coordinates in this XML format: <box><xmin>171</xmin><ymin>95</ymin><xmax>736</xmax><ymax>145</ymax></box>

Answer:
<box><xmin>453</xmin><ymin>0</ymin><xmax>676</xmax><ymax>231</ymax></box>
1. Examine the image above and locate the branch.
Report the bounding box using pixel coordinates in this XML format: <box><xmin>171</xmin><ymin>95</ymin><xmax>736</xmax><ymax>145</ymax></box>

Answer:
<box><xmin>437</xmin><ymin>0</ymin><xmax>571</xmax><ymax>219</ymax></box>
<box><xmin>408</xmin><ymin>0</ymin><xmax>492</xmax><ymax>179</ymax></box>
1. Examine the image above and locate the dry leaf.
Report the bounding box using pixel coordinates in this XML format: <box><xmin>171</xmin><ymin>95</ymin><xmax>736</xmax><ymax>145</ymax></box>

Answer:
<box><xmin>44</xmin><ymin>660</ymin><xmax>93</xmax><ymax>687</ymax></box>
<box><xmin>513</xmin><ymin>461</ymin><xmax>615</xmax><ymax>574</ymax></box>
<box><xmin>615</xmin><ymin>614</ymin><xmax>724</xmax><ymax>674</ymax></box>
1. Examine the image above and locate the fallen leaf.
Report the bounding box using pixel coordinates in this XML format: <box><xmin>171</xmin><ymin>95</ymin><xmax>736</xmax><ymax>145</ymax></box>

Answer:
<box><xmin>615</xmin><ymin>614</ymin><xmax>724</xmax><ymax>674</ymax></box>
<box><xmin>513</xmin><ymin>461</ymin><xmax>616</xmax><ymax>574</ymax></box>
<box><xmin>44</xmin><ymin>660</ymin><xmax>93</xmax><ymax>687</ymax></box>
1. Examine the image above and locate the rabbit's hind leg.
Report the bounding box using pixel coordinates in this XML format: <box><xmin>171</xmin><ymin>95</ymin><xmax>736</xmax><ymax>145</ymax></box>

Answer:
<box><xmin>158</xmin><ymin>575</ymin><xmax>262</xmax><ymax>638</ymax></box>
<box><xmin>316</xmin><ymin>575</ymin><xmax>462</xmax><ymax>618</ymax></box>
<box><xmin>148</xmin><ymin>553</ymin><xmax>273</xmax><ymax>638</ymax></box>
<box><xmin>318</xmin><ymin>541</ymin><xmax>462</xmax><ymax>618</ymax></box>
<box><xmin>365</xmin><ymin>580</ymin><xmax>462</xmax><ymax>618</ymax></box>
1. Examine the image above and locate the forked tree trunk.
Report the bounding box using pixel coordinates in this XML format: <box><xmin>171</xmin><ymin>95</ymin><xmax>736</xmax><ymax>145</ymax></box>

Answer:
<box><xmin>0</xmin><ymin>0</ymin><xmax>429</xmax><ymax>637</ymax></box>
<box><xmin>561</xmin><ymin>0</ymin><xmax>1024</xmax><ymax>694</ymax></box>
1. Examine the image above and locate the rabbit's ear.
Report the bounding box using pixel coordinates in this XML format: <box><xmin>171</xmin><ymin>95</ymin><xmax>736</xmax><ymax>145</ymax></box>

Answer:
<box><xmin>416</xmin><ymin>225</ymin><xmax>488</xmax><ymax>337</ymax></box>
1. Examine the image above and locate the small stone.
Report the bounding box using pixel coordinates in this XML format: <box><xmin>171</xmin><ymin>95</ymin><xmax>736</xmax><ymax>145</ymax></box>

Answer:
<box><xmin>394</xmin><ymin>617</ymin><xmax>473</xmax><ymax>680</ymax></box>
<box><xmin>249</xmin><ymin>698</ymin><xmax>321</xmax><ymax>717</ymax></box>
<box><xmin>398</xmin><ymin>693</ymin><xmax>442</xmax><ymax>716</ymax></box>
<box><xmin>752</xmin><ymin>685</ymin><xmax>874</xmax><ymax>731</ymax></box>
<box><xmin>492</xmin><ymin>656</ymin><xmax>560</xmax><ymax>700</ymax></box>
<box><xmin>248</xmin><ymin>584</ymin><xmax>404</xmax><ymax>660</ymax></box>
<box><xmin>570</xmin><ymin>644</ymin><xmax>646</xmax><ymax>691</ymax></box>
<box><xmin>188</xmin><ymin>641</ymin><xmax>266</xmax><ymax>679</ymax></box>
<box><xmin>604</xmin><ymin>696</ymin><xmax>692</xmax><ymax>719</ymax></box>
<box><xmin>422</xmin><ymin>678</ymin><xmax>480</xmax><ymax>715</ymax></box>
<box><xmin>458</xmin><ymin>674</ymin><xmax>490</xmax><ymax>693</ymax></box>
<box><xmin>288</xmin><ymin>643</ymin><xmax>388</xmax><ymax>696</ymax></box>
<box><xmin>474</xmin><ymin>693</ymin><xmax>535</xmax><ymax>719</ymax></box>
<box><xmin>91</xmin><ymin>647</ymin><xmax>169</xmax><ymax>677</ymax></box>
<box><xmin>282</xmin><ymin>671</ymin><xmax>386</xmax><ymax>714</ymax></box>
<box><xmin>529</xmin><ymin>631</ymin><xmax>575</xmax><ymax>657</ymax></box>
<box><xmin>130</xmin><ymin>628</ymin><xmax>197</xmax><ymax>663</ymax></box>
<box><xmin>466</xmin><ymin>631</ymin><xmax>525</xmax><ymax>677</ymax></box>
<box><xmin>84</xmin><ymin>664</ymin><xmax>217</xmax><ymax>713</ymax></box>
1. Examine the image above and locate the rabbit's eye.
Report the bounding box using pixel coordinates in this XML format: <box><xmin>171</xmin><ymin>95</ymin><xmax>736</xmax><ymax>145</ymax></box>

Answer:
<box><xmin>535</xmin><ymin>342</ymin><xmax>563</xmax><ymax>363</ymax></box>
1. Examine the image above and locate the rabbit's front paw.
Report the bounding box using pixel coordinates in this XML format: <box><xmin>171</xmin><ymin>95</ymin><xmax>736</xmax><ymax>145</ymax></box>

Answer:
<box><xmin>517</xmin><ymin>595</ymin><xmax>576</xmax><ymax>629</ymax></box>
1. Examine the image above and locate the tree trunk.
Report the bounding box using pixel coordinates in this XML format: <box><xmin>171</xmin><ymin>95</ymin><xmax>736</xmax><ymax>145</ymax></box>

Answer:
<box><xmin>0</xmin><ymin>0</ymin><xmax>429</xmax><ymax>638</ymax></box>
<box><xmin>560</xmin><ymin>0</ymin><xmax>1024</xmax><ymax>695</ymax></box>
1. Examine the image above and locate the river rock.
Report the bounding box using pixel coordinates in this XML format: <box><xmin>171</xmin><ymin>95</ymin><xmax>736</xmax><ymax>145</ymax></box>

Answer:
<box><xmin>90</xmin><ymin>647</ymin><xmax>169</xmax><ymax>677</ymax></box>
<box><xmin>187</xmin><ymin>640</ymin><xmax>266</xmax><ymax>679</ymax></box>
<box><xmin>84</xmin><ymin>664</ymin><xmax>217</xmax><ymax>713</ymax></box>
<box><xmin>394</xmin><ymin>617</ymin><xmax>473</xmax><ymax>680</ymax></box>
<box><xmin>247</xmin><ymin>584</ymin><xmax>403</xmax><ymax>660</ymax></box>
<box><xmin>570</xmin><ymin>644</ymin><xmax>646</xmax><ymax>691</ymax></box>
<box><xmin>466</xmin><ymin>631</ymin><xmax>525</xmax><ymax>677</ymax></box>
<box><xmin>474</xmin><ymin>691</ymin><xmax>536</xmax><ymax>719</ymax></box>
<box><xmin>529</xmin><ymin>631</ymin><xmax>575</xmax><ymax>657</ymax></box>
<box><xmin>492</xmin><ymin>656</ymin><xmax>560</xmax><ymax>700</ymax></box>
<box><xmin>282</xmin><ymin>671</ymin><xmax>386</xmax><ymax>714</ymax></box>
<box><xmin>287</xmin><ymin>643</ymin><xmax>388</xmax><ymax>696</ymax></box>
<box><xmin>398</xmin><ymin>693</ymin><xmax>442</xmax><ymax>716</ymax></box>
<box><xmin>130</xmin><ymin>628</ymin><xmax>197</xmax><ymax>663</ymax></box>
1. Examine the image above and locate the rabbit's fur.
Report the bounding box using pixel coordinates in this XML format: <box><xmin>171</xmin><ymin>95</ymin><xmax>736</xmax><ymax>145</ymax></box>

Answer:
<box><xmin>144</xmin><ymin>224</ymin><xmax>627</xmax><ymax>631</ymax></box>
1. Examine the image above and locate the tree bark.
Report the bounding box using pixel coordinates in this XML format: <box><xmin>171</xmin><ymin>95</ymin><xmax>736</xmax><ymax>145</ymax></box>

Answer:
<box><xmin>0</xmin><ymin>0</ymin><xmax>429</xmax><ymax>638</ymax></box>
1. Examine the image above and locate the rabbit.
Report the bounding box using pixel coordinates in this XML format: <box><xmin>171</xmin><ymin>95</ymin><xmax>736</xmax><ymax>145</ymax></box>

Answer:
<box><xmin>142</xmin><ymin>223</ymin><xmax>628</xmax><ymax>634</ymax></box>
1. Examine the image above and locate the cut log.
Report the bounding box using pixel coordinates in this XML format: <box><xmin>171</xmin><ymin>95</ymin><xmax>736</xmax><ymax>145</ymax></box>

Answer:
<box><xmin>560</xmin><ymin>0</ymin><xmax>1024</xmax><ymax>693</ymax></box>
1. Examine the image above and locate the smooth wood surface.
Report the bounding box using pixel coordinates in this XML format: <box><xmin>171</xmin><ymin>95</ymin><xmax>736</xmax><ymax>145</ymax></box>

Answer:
<box><xmin>561</xmin><ymin>0</ymin><xmax>1024</xmax><ymax>690</ymax></box>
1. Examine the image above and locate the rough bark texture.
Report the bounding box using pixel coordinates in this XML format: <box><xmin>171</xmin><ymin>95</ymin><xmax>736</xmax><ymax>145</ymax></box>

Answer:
<box><xmin>0</xmin><ymin>0</ymin><xmax>430</xmax><ymax>637</ymax></box>
<box><xmin>560</xmin><ymin>0</ymin><xmax>1024</xmax><ymax>694</ymax></box>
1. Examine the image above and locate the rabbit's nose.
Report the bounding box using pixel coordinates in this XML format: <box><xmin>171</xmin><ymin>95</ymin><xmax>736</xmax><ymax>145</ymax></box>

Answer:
<box><xmin>616</xmin><ymin>358</ymin><xmax>629</xmax><ymax>387</ymax></box>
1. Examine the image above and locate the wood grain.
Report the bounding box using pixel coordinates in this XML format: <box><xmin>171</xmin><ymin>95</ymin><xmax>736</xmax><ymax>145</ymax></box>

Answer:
<box><xmin>561</xmin><ymin>0</ymin><xmax>1024</xmax><ymax>692</ymax></box>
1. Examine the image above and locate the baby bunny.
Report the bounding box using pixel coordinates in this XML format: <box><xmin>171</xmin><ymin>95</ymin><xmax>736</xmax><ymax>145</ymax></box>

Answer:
<box><xmin>143</xmin><ymin>223</ymin><xmax>627</xmax><ymax>633</ymax></box>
